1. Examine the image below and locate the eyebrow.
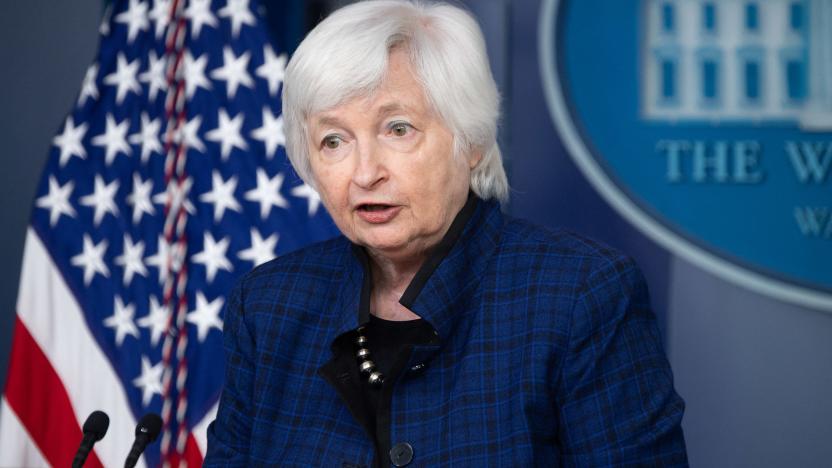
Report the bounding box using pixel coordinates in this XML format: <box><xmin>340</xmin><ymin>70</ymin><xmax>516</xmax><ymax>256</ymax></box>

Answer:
<box><xmin>376</xmin><ymin>103</ymin><xmax>408</xmax><ymax>117</ymax></box>
<box><xmin>314</xmin><ymin>115</ymin><xmax>345</xmax><ymax>128</ymax></box>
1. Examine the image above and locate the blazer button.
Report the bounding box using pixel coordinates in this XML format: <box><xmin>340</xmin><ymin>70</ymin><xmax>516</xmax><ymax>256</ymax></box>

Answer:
<box><xmin>389</xmin><ymin>442</ymin><xmax>413</xmax><ymax>466</ymax></box>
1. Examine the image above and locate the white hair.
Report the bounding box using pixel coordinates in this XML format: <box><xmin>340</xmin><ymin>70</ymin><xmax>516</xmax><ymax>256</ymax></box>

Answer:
<box><xmin>282</xmin><ymin>0</ymin><xmax>509</xmax><ymax>203</ymax></box>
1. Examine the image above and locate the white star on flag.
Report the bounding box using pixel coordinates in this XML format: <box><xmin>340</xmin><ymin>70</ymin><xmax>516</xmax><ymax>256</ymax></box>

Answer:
<box><xmin>211</xmin><ymin>47</ymin><xmax>254</xmax><ymax>99</ymax></box>
<box><xmin>77</xmin><ymin>63</ymin><xmax>99</xmax><ymax>105</ymax></box>
<box><xmin>104</xmin><ymin>296</ymin><xmax>139</xmax><ymax>347</ymax></box>
<box><xmin>256</xmin><ymin>45</ymin><xmax>287</xmax><ymax>96</ymax></box>
<box><xmin>291</xmin><ymin>183</ymin><xmax>322</xmax><ymax>217</ymax></box>
<box><xmin>92</xmin><ymin>114</ymin><xmax>131</xmax><ymax>165</ymax></box>
<box><xmin>129</xmin><ymin>112</ymin><xmax>163</xmax><ymax>163</ymax></box>
<box><xmin>183</xmin><ymin>52</ymin><xmax>212</xmax><ymax>100</ymax></box>
<box><xmin>245</xmin><ymin>169</ymin><xmax>289</xmax><ymax>219</ymax></box>
<box><xmin>251</xmin><ymin>108</ymin><xmax>284</xmax><ymax>159</ymax></box>
<box><xmin>218</xmin><ymin>0</ymin><xmax>256</xmax><ymax>38</ymax></box>
<box><xmin>187</xmin><ymin>292</ymin><xmax>224</xmax><ymax>342</ymax></box>
<box><xmin>148</xmin><ymin>0</ymin><xmax>172</xmax><ymax>39</ymax></box>
<box><xmin>115</xmin><ymin>234</ymin><xmax>148</xmax><ymax>286</ymax></box>
<box><xmin>132</xmin><ymin>356</ymin><xmax>164</xmax><ymax>406</ymax></box>
<box><xmin>127</xmin><ymin>174</ymin><xmax>156</xmax><ymax>224</ymax></box>
<box><xmin>36</xmin><ymin>177</ymin><xmax>76</xmax><ymax>226</ymax></box>
<box><xmin>179</xmin><ymin>115</ymin><xmax>206</xmax><ymax>153</ymax></box>
<box><xmin>71</xmin><ymin>235</ymin><xmax>110</xmax><ymax>286</ymax></box>
<box><xmin>185</xmin><ymin>0</ymin><xmax>218</xmax><ymax>39</ymax></box>
<box><xmin>193</xmin><ymin>232</ymin><xmax>233</xmax><ymax>282</ymax></box>
<box><xmin>103</xmin><ymin>52</ymin><xmax>141</xmax><ymax>105</ymax></box>
<box><xmin>53</xmin><ymin>117</ymin><xmax>88</xmax><ymax>167</ymax></box>
<box><xmin>139</xmin><ymin>50</ymin><xmax>168</xmax><ymax>101</ymax></box>
<box><xmin>114</xmin><ymin>0</ymin><xmax>149</xmax><ymax>44</ymax></box>
<box><xmin>80</xmin><ymin>175</ymin><xmax>120</xmax><ymax>226</ymax></box>
<box><xmin>237</xmin><ymin>228</ymin><xmax>278</xmax><ymax>266</ymax></box>
<box><xmin>199</xmin><ymin>170</ymin><xmax>241</xmax><ymax>222</ymax></box>
<box><xmin>206</xmin><ymin>109</ymin><xmax>248</xmax><ymax>160</ymax></box>
<box><xmin>145</xmin><ymin>235</ymin><xmax>171</xmax><ymax>285</ymax></box>
<box><xmin>137</xmin><ymin>296</ymin><xmax>171</xmax><ymax>346</ymax></box>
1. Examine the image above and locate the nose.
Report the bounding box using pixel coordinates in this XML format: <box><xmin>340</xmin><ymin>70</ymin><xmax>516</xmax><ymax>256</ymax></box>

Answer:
<box><xmin>351</xmin><ymin>139</ymin><xmax>387</xmax><ymax>190</ymax></box>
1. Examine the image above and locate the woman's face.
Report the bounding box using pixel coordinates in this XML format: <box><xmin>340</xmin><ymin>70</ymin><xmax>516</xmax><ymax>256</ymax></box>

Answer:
<box><xmin>307</xmin><ymin>49</ymin><xmax>480</xmax><ymax>263</ymax></box>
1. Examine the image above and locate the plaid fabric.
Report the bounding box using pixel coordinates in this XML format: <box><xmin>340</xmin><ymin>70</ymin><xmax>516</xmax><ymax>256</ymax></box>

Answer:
<box><xmin>205</xmin><ymin>199</ymin><xmax>687</xmax><ymax>467</ymax></box>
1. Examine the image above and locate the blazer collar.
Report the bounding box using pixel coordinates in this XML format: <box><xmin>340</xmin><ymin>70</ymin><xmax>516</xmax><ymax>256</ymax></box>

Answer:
<box><xmin>329</xmin><ymin>193</ymin><xmax>504</xmax><ymax>346</ymax></box>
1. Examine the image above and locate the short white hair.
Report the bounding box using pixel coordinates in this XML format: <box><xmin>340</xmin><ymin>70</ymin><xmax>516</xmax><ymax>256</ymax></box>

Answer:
<box><xmin>282</xmin><ymin>0</ymin><xmax>509</xmax><ymax>203</ymax></box>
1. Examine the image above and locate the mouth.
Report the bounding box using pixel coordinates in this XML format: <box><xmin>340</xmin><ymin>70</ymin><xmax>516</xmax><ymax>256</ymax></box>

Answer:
<box><xmin>357</xmin><ymin>203</ymin><xmax>395</xmax><ymax>212</ymax></box>
<box><xmin>355</xmin><ymin>203</ymin><xmax>402</xmax><ymax>224</ymax></box>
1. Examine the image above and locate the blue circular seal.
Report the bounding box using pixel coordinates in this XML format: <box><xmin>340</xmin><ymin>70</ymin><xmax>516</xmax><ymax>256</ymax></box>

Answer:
<box><xmin>539</xmin><ymin>0</ymin><xmax>832</xmax><ymax>312</ymax></box>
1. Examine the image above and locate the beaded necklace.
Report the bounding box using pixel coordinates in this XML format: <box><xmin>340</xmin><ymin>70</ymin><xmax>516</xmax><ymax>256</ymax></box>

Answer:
<box><xmin>354</xmin><ymin>325</ymin><xmax>384</xmax><ymax>386</ymax></box>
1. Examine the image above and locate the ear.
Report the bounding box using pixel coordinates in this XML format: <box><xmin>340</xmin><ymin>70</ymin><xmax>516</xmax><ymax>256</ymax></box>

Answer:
<box><xmin>467</xmin><ymin>150</ymin><xmax>483</xmax><ymax>170</ymax></box>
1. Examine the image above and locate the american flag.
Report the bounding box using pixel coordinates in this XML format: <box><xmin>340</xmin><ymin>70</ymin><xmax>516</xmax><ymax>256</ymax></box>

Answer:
<box><xmin>0</xmin><ymin>0</ymin><xmax>337</xmax><ymax>466</ymax></box>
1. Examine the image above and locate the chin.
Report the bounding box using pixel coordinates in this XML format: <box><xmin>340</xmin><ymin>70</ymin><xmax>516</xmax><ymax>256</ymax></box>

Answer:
<box><xmin>354</xmin><ymin>230</ymin><xmax>412</xmax><ymax>255</ymax></box>
<box><xmin>360</xmin><ymin>236</ymin><xmax>408</xmax><ymax>254</ymax></box>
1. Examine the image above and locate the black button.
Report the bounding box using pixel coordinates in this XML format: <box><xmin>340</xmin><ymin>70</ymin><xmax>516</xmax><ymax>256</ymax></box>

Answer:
<box><xmin>389</xmin><ymin>442</ymin><xmax>413</xmax><ymax>466</ymax></box>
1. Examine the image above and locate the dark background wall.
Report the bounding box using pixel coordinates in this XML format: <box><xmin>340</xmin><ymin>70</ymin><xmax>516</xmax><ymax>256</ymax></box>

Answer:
<box><xmin>0</xmin><ymin>0</ymin><xmax>102</xmax><ymax>394</ymax></box>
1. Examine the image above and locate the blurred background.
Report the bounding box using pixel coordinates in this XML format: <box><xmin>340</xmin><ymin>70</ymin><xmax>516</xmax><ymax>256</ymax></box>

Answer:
<box><xmin>1</xmin><ymin>0</ymin><xmax>830</xmax><ymax>466</ymax></box>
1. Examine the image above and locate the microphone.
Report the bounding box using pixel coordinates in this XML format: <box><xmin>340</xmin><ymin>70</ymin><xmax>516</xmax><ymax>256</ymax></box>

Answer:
<box><xmin>72</xmin><ymin>410</ymin><xmax>109</xmax><ymax>468</ymax></box>
<box><xmin>124</xmin><ymin>413</ymin><xmax>163</xmax><ymax>468</ymax></box>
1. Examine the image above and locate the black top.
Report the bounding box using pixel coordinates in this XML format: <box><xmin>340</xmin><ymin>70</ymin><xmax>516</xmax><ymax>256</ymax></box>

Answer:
<box><xmin>360</xmin><ymin>314</ymin><xmax>436</xmax><ymax>455</ymax></box>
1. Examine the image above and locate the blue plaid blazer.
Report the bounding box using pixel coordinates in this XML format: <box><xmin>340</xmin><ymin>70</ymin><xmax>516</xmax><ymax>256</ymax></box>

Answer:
<box><xmin>205</xmin><ymin>198</ymin><xmax>687</xmax><ymax>467</ymax></box>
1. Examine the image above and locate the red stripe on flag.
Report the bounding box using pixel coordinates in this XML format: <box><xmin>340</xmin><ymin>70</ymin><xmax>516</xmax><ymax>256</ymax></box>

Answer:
<box><xmin>185</xmin><ymin>433</ymin><xmax>204</xmax><ymax>467</ymax></box>
<box><xmin>163</xmin><ymin>433</ymin><xmax>203</xmax><ymax>467</ymax></box>
<box><xmin>3</xmin><ymin>316</ymin><xmax>104</xmax><ymax>468</ymax></box>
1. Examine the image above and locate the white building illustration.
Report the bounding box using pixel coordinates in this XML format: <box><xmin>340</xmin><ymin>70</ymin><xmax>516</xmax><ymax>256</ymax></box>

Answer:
<box><xmin>642</xmin><ymin>0</ymin><xmax>832</xmax><ymax>130</ymax></box>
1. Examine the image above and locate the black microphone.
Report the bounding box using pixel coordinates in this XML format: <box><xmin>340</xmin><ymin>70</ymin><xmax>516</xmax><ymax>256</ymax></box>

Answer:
<box><xmin>72</xmin><ymin>410</ymin><xmax>109</xmax><ymax>468</ymax></box>
<box><xmin>124</xmin><ymin>413</ymin><xmax>163</xmax><ymax>468</ymax></box>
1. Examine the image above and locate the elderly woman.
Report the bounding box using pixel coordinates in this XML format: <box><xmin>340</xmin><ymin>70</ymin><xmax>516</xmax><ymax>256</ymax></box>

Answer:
<box><xmin>205</xmin><ymin>1</ymin><xmax>687</xmax><ymax>466</ymax></box>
